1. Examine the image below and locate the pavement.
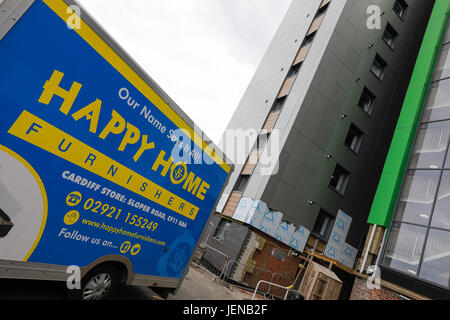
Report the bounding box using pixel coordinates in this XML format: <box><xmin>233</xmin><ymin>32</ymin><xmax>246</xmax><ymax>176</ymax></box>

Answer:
<box><xmin>0</xmin><ymin>265</ymin><xmax>260</xmax><ymax>300</ymax></box>
<box><xmin>169</xmin><ymin>265</ymin><xmax>259</xmax><ymax>300</ymax></box>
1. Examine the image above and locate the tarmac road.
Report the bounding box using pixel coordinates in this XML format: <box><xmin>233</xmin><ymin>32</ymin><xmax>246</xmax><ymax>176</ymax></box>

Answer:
<box><xmin>0</xmin><ymin>277</ymin><xmax>160</xmax><ymax>300</ymax></box>
<box><xmin>0</xmin><ymin>266</ymin><xmax>254</xmax><ymax>300</ymax></box>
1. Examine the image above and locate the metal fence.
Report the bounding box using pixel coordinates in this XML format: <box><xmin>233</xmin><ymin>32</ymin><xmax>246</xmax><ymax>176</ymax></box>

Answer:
<box><xmin>221</xmin><ymin>259</ymin><xmax>294</xmax><ymax>299</ymax></box>
<box><xmin>251</xmin><ymin>280</ymin><xmax>303</xmax><ymax>301</ymax></box>
<box><xmin>195</xmin><ymin>241</ymin><xmax>299</xmax><ymax>300</ymax></box>
<box><xmin>193</xmin><ymin>243</ymin><xmax>229</xmax><ymax>280</ymax></box>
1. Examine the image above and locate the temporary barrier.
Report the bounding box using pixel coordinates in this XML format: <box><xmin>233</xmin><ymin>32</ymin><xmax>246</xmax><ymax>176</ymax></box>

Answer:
<box><xmin>251</xmin><ymin>280</ymin><xmax>303</xmax><ymax>301</ymax></box>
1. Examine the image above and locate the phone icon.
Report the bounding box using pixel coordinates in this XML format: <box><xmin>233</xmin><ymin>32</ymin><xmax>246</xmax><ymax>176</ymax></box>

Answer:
<box><xmin>66</xmin><ymin>192</ymin><xmax>82</xmax><ymax>207</ymax></box>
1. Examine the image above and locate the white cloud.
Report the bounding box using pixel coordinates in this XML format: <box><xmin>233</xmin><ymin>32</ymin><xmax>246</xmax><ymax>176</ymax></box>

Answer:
<box><xmin>77</xmin><ymin>0</ymin><xmax>292</xmax><ymax>144</ymax></box>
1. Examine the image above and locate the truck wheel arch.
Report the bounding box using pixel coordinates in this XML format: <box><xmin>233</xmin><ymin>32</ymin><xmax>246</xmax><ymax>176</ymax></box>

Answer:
<box><xmin>81</xmin><ymin>255</ymin><xmax>134</xmax><ymax>285</ymax></box>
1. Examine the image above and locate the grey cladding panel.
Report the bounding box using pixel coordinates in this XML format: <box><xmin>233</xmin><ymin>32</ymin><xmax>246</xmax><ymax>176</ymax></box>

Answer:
<box><xmin>218</xmin><ymin>0</ymin><xmax>435</xmax><ymax>252</ymax></box>
<box><xmin>0</xmin><ymin>0</ymin><xmax>34</xmax><ymax>40</ymax></box>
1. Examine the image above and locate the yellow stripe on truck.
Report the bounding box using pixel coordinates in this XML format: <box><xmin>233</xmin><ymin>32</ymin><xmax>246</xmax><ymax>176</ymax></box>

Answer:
<box><xmin>8</xmin><ymin>110</ymin><xmax>199</xmax><ymax>220</ymax></box>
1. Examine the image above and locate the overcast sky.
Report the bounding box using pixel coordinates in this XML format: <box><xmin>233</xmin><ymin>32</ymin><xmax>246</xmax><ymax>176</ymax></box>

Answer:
<box><xmin>77</xmin><ymin>0</ymin><xmax>292</xmax><ymax>144</ymax></box>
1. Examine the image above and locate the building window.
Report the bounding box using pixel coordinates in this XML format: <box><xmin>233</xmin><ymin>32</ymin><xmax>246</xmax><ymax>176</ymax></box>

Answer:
<box><xmin>315</xmin><ymin>1</ymin><xmax>330</xmax><ymax>17</ymax></box>
<box><xmin>312</xmin><ymin>209</ymin><xmax>334</xmax><ymax>240</ymax></box>
<box><xmin>382</xmin><ymin>20</ymin><xmax>450</xmax><ymax>289</ymax></box>
<box><xmin>270</xmin><ymin>96</ymin><xmax>286</xmax><ymax>113</ymax></box>
<box><xmin>214</xmin><ymin>219</ymin><xmax>232</xmax><ymax>241</ymax></box>
<box><xmin>272</xmin><ymin>247</ymin><xmax>287</xmax><ymax>261</ymax></box>
<box><xmin>345</xmin><ymin>124</ymin><xmax>364</xmax><ymax>154</ymax></box>
<box><xmin>253</xmin><ymin>133</ymin><xmax>270</xmax><ymax>152</ymax></box>
<box><xmin>433</xmin><ymin>43</ymin><xmax>450</xmax><ymax>81</ymax></box>
<box><xmin>382</xmin><ymin>24</ymin><xmax>398</xmax><ymax>49</ymax></box>
<box><xmin>358</xmin><ymin>87</ymin><xmax>376</xmax><ymax>115</ymax></box>
<box><xmin>286</xmin><ymin>63</ymin><xmax>301</xmax><ymax>78</ymax></box>
<box><xmin>443</xmin><ymin>24</ymin><xmax>450</xmax><ymax>45</ymax></box>
<box><xmin>431</xmin><ymin>171</ymin><xmax>450</xmax><ymax>231</ymax></box>
<box><xmin>409</xmin><ymin>121</ymin><xmax>450</xmax><ymax>170</ymax></box>
<box><xmin>383</xmin><ymin>222</ymin><xmax>426</xmax><ymax>277</ymax></box>
<box><xmin>419</xmin><ymin>228</ymin><xmax>450</xmax><ymax>288</ymax></box>
<box><xmin>393</xmin><ymin>0</ymin><xmax>408</xmax><ymax>19</ymax></box>
<box><xmin>370</xmin><ymin>54</ymin><xmax>388</xmax><ymax>81</ymax></box>
<box><xmin>234</xmin><ymin>175</ymin><xmax>250</xmax><ymax>193</ymax></box>
<box><xmin>394</xmin><ymin>170</ymin><xmax>440</xmax><ymax>226</ymax></box>
<box><xmin>329</xmin><ymin>164</ymin><xmax>350</xmax><ymax>195</ymax></box>
<box><xmin>422</xmin><ymin>78</ymin><xmax>450</xmax><ymax>122</ymax></box>
<box><xmin>302</xmin><ymin>31</ymin><xmax>317</xmax><ymax>46</ymax></box>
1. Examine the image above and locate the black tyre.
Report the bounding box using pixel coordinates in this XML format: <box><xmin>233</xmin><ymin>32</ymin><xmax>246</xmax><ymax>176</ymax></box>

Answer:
<box><xmin>67</xmin><ymin>265</ymin><xmax>119</xmax><ymax>300</ymax></box>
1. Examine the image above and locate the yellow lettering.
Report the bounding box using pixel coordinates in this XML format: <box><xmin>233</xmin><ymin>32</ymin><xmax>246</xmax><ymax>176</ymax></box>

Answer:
<box><xmin>197</xmin><ymin>181</ymin><xmax>210</xmax><ymax>201</ymax></box>
<box><xmin>38</xmin><ymin>70</ymin><xmax>82</xmax><ymax>115</ymax></box>
<box><xmin>119</xmin><ymin>122</ymin><xmax>141</xmax><ymax>152</ymax></box>
<box><xmin>133</xmin><ymin>135</ymin><xmax>155</xmax><ymax>162</ymax></box>
<box><xmin>99</xmin><ymin>110</ymin><xmax>126</xmax><ymax>140</ymax></box>
<box><xmin>71</xmin><ymin>99</ymin><xmax>102</xmax><ymax>133</ymax></box>
<box><xmin>8</xmin><ymin>111</ymin><xmax>200</xmax><ymax>220</ymax></box>
<box><xmin>183</xmin><ymin>172</ymin><xmax>201</xmax><ymax>195</ymax></box>
<box><xmin>152</xmin><ymin>150</ymin><xmax>173</xmax><ymax>177</ymax></box>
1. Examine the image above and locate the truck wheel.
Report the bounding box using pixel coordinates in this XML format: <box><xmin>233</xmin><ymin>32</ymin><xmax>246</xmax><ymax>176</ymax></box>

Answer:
<box><xmin>68</xmin><ymin>265</ymin><xmax>119</xmax><ymax>300</ymax></box>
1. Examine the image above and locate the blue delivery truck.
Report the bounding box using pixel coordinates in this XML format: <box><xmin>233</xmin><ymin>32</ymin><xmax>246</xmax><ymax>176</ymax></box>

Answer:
<box><xmin>0</xmin><ymin>0</ymin><xmax>233</xmax><ymax>299</ymax></box>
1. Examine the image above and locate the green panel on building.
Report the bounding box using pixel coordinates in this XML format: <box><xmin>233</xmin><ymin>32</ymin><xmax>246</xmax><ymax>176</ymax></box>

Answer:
<box><xmin>368</xmin><ymin>0</ymin><xmax>450</xmax><ymax>227</ymax></box>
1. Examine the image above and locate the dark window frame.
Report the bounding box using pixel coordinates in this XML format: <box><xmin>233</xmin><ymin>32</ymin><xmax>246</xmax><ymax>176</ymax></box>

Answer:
<box><xmin>315</xmin><ymin>2</ymin><xmax>330</xmax><ymax>18</ymax></box>
<box><xmin>382</xmin><ymin>23</ymin><xmax>398</xmax><ymax>50</ymax></box>
<box><xmin>370</xmin><ymin>54</ymin><xmax>388</xmax><ymax>81</ymax></box>
<box><xmin>345</xmin><ymin>124</ymin><xmax>365</xmax><ymax>154</ymax></box>
<box><xmin>302</xmin><ymin>31</ymin><xmax>317</xmax><ymax>46</ymax></box>
<box><xmin>234</xmin><ymin>175</ymin><xmax>250</xmax><ymax>193</ymax></box>
<box><xmin>286</xmin><ymin>63</ymin><xmax>301</xmax><ymax>79</ymax></box>
<box><xmin>393</xmin><ymin>0</ymin><xmax>408</xmax><ymax>20</ymax></box>
<box><xmin>329</xmin><ymin>164</ymin><xmax>350</xmax><ymax>196</ymax></box>
<box><xmin>252</xmin><ymin>132</ymin><xmax>271</xmax><ymax>153</ymax></box>
<box><xmin>270</xmin><ymin>96</ymin><xmax>287</xmax><ymax>113</ymax></box>
<box><xmin>312</xmin><ymin>209</ymin><xmax>335</xmax><ymax>241</ymax></box>
<box><xmin>358</xmin><ymin>87</ymin><xmax>376</xmax><ymax>116</ymax></box>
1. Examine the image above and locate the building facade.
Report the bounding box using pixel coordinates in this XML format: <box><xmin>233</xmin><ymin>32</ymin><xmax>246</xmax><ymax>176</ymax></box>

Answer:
<box><xmin>354</xmin><ymin>0</ymin><xmax>450</xmax><ymax>300</ymax></box>
<box><xmin>201</xmin><ymin>0</ymin><xmax>436</xmax><ymax>299</ymax></box>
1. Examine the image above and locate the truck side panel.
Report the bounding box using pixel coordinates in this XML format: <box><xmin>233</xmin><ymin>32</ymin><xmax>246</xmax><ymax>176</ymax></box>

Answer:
<box><xmin>0</xmin><ymin>0</ymin><xmax>232</xmax><ymax>286</ymax></box>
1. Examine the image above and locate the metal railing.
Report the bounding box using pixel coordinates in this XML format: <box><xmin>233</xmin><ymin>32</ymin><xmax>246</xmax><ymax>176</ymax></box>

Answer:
<box><xmin>195</xmin><ymin>240</ymin><xmax>302</xmax><ymax>300</ymax></box>
<box><xmin>196</xmin><ymin>243</ymin><xmax>229</xmax><ymax>279</ymax></box>
<box><xmin>220</xmin><ymin>259</ymin><xmax>293</xmax><ymax>298</ymax></box>
<box><xmin>251</xmin><ymin>280</ymin><xmax>302</xmax><ymax>301</ymax></box>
